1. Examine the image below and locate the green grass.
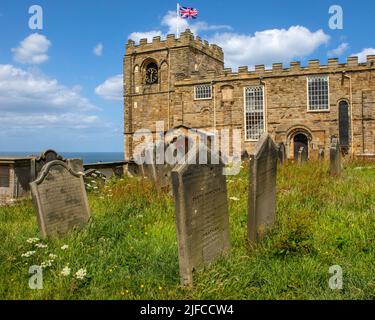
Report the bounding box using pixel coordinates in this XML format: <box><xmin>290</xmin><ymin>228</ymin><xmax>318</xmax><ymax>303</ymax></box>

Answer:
<box><xmin>1</xmin><ymin>160</ymin><xmax>375</xmax><ymax>300</ymax></box>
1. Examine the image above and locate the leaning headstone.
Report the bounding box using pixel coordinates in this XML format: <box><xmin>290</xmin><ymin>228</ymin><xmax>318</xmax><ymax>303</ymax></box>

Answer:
<box><xmin>277</xmin><ymin>142</ymin><xmax>286</xmax><ymax>166</ymax></box>
<box><xmin>330</xmin><ymin>142</ymin><xmax>341</xmax><ymax>177</ymax></box>
<box><xmin>30</xmin><ymin>160</ymin><xmax>91</xmax><ymax>238</ymax></box>
<box><xmin>248</xmin><ymin>134</ymin><xmax>278</xmax><ymax>243</ymax></box>
<box><xmin>171</xmin><ymin>147</ymin><xmax>230</xmax><ymax>286</ymax></box>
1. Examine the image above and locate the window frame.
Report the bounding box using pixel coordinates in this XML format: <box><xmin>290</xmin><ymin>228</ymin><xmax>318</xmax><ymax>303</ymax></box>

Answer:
<box><xmin>194</xmin><ymin>84</ymin><xmax>213</xmax><ymax>101</ymax></box>
<box><xmin>307</xmin><ymin>75</ymin><xmax>330</xmax><ymax>112</ymax></box>
<box><xmin>243</xmin><ymin>86</ymin><xmax>266</xmax><ymax>142</ymax></box>
<box><xmin>0</xmin><ymin>165</ymin><xmax>10</xmax><ymax>188</ymax></box>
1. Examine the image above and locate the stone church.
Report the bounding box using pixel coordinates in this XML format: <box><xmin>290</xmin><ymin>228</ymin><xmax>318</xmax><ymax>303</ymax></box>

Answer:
<box><xmin>124</xmin><ymin>29</ymin><xmax>375</xmax><ymax>161</ymax></box>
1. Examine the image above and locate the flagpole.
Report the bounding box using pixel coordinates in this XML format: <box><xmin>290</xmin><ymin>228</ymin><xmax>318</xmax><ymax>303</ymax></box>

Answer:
<box><xmin>176</xmin><ymin>3</ymin><xmax>180</xmax><ymax>38</ymax></box>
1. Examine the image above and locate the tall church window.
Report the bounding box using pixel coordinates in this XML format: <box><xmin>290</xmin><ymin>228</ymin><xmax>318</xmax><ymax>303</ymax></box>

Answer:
<box><xmin>194</xmin><ymin>84</ymin><xmax>212</xmax><ymax>100</ymax></box>
<box><xmin>307</xmin><ymin>75</ymin><xmax>329</xmax><ymax>111</ymax></box>
<box><xmin>244</xmin><ymin>86</ymin><xmax>265</xmax><ymax>140</ymax></box>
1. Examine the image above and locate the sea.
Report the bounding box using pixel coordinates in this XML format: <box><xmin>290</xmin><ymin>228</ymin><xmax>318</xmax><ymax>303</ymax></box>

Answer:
<box><xmin>0</xmin><ymin>152</ymin><xmax>124</xmax><ymax>164</ymax></box>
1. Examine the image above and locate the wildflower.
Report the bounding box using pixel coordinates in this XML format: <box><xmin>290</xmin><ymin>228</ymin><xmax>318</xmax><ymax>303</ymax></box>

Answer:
<box><xmin>230</xmin><ymin>197</ymin><xmax>240</xmax><ymax>201</ymax></box>
<box><xmin>86</xmin><ymin>184</ymin><xmax>92</xmax><ymax>188</ymax></box>
<box><xmin>75</xmin><ymin>268</ymin><xmax>87</xmax><ymax>280</ymax></box>
<box><xmin>140</xmin><ymin>284</ymin><xmax>144</xmax><ymax>289</ymax></box>
<box><xmin>26</xmin><ymin>237</ymin><xmax>40</xmax><ymax>244</ymax></box>
<box><xmin>41</xmin><ymin>260</ymin><xmax>53</xmax><ymax>268</ymax></box>
<box><xmin>159</xmin><ymin>286</ymin><xmax>163</xmax><ymax>291</ymax></box>
<box><xmin>21</xmin><ymin>251</ymin><xmax>36</xmax><ymax>258</ymax></box>
<box><xmin>92</xmin><ymin>174</ymin><xmax>97</xmax><ymax>178</ymax></box>
<box><xmin>61</xmin><ymin>245</ymin><xmax>69</xmax><ymax>250</ymax></box>
<box><xmin>49</xmin><ymin>254</ymin><xmax>57</xmax><ymax>259</ymax></box>
<box><xmin>61</xmin><ymin>266</ymin><xmax>71</xmax><ymax>277</ymax></box>
<box><xmin>35</xmin><ymin>243</ymin><xmax>48</xmax><ymax>249</ymax></box>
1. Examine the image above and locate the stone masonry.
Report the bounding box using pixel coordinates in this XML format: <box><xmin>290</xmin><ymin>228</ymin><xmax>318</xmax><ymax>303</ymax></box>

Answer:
<box><xmin>124</xmin><ymin>29</ymin><xmax>375</xmax><ymax>161</ymax></box>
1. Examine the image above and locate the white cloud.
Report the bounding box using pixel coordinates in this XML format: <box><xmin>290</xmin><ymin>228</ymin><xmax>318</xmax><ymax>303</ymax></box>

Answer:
<box><xmin>161</xmin><ymin>11</ymin><xmax>231</xmax><ymax>35</ymax></box>
<box><xmin>128</xmin><ymin>12</ymin><xmax>329</xmax><ymax>69</ymax></box>
<box><xmin>128</xmin><ymin>11</ymin><xmax>231</xmax><ymax>43</ymax></box>
<box><xmin>128</xmin><ymin>31</ymin><xmax>164</xmax><ymax>43</ymax></box>
<box><xmin>328</xmin><ymin>43</ymin><xmax>349</xmax><ymax>57</ymax></box>
<box><xmin>209</xmin><ymin>26</ymin><xmax>330</xmax><ymax>68</ymax></box>
<box><xmin>0</xmin><ymin>64</ymin><xmax>97</xmax><ymax>112</ymax></box>
<box><xmin>0</xmin><ymin>64</ymin><xmax>102</xmax><ymax>130</ymax></box>
<box><xmin>93</xmin><ymin>42</ymin><xmax>103</xmax><ymax>57</ymax></box>
<box><xmin>95</xmin><ymin>74</ymin><xmax>123</xmax><ymax>101</ymax></box>
<box><xmin>11</xmin><ymin>33</ymin><xmax>51</xmax><ymax>65</ymax></box>
<box><xmin>352</xmin><ymin>48</ymin><xmax>375</xmax><ymax>63</ymax></box>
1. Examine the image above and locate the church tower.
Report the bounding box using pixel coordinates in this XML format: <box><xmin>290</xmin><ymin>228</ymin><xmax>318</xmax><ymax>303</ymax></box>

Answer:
<box><xmin>123</xmin><ymin>29</ymin><xmax>224</xmax><ymax>160</ymax></box>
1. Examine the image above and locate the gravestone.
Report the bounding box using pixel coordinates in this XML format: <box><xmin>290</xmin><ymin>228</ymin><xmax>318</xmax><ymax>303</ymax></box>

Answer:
<box><xmin>298</xmin><ymin>147</ymin><xmax>307</xmax><ymax>164</ymax></box>
<box><xmin>30</xmin><ymin>160</ymin><xmax>91</xmax><ymax>238</ymax></box>
<box><xmin>171</xmin><ymin>147</ymin><xmax>230</xmax><ymax>286</ymax></box>
<box><xmin>330</xmin><ymin>142</ymin><xmax>341</xmax><ymax>176</ymax></box>
<box><xmin>66</xmin><ymin>158</ymin><xmax>84</xmax><ymax>174</ymax></box>
<box><xmin>141</xmin><ymin>147</ymin><xmax>157</xmax><ymax>181</ymax></box>
<box><xmin>248</xmin><ymin>134</ymin><xmax>278</xmax><ymax>243</ymax></box>
<box><xmin>32</xmin><ymin>150</ymin><xmax>64</xmax><ymax>179</ymax></box>
<box><xmin>277</xmin><ymin>142</ymin><xmax>286</xmax><ymax>165</ymax></box>
<box><xmin>318</xmin><ymin>149</ymin><xmax>325</xmax><ymax>161</ymax></box>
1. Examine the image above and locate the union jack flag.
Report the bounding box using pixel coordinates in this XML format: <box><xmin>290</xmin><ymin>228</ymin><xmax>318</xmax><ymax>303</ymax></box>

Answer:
<box><xmin>179</xmin><ymin>5</ymin><xmax>199</xmax><ymax>19</ymax></box>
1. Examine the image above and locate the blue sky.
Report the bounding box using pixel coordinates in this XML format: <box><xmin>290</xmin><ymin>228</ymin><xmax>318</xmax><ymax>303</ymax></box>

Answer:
<box><xmin>0</xmin><ymin>0</ymin><xmax>374</xmax><ymax>152</ymax></box>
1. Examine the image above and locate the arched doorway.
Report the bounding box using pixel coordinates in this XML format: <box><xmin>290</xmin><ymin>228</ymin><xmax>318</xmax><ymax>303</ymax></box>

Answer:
<box><xmin>338</xmin><ymin>100</ymin><xmax>350</xmax><ymax>154</ymax></box>
<box><xmin>293</xmin><ymin>133</ymin><xmax>309</xmax><ymax>160</ymax></box>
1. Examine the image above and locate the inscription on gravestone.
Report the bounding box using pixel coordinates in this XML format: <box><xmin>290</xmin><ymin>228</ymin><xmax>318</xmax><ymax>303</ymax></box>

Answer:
<box><xmin>248</xmin><ymin>134</ymin><xmax>278</xmax><ymax>243</ymax></box>
<box><xmin>30</xmin><ymin>160</ymin><xmax>91</xmax><ymax>238</ymax></box>
<box><xmin>171</xmin><ymin>148</ymin><xmax>230</xmax><ymax>286</ymax></box>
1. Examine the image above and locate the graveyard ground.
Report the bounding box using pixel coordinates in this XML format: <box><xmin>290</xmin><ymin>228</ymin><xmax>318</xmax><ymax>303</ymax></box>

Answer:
<box><xmin>1</xmin><ymin>160</ymin><xmax>375</xmax><ymax>300</ymax></box>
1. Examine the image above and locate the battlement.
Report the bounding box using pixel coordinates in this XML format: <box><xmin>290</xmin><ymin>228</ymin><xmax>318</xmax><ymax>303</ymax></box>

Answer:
<box><xmin>125</xmin><ymin>29</ymin><xmax>224</xmax><ymax>62</ymax></box>
<box><xmin>176</xmin><ymin>55</ymin><xmax>375</xmax><ymax>84</ymax></box>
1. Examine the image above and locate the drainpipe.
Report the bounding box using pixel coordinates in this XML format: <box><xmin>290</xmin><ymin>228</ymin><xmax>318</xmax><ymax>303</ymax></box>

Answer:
<box><xmin>361</xmin><ymin>91</ymin><xmax>365</xmax><ymax>154</ymax></box>
<box><xmin>167</xmin><ymin>48</ymin><xmax>171</xmax><ymax>130</ymax></box>
<box><xmin>260</xmin><ymin>77</ymin><xmax>268</xmax><ymax>133</ymax></box>
<box><xmin>343</xmin><ymin>72</ymin><xmax>354</xmax><ymax>156</ymax></box>
<box><xmin>212</xmin><ymin>80</ymin><xmax>216</xmax><ymax>131</ymax></box>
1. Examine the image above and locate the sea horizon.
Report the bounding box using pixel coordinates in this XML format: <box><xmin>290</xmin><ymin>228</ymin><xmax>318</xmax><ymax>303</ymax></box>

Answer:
<box><xmin>0</xmin><ymin>151</ymin><xmax>124</xmax><ymax>164</ymax></box>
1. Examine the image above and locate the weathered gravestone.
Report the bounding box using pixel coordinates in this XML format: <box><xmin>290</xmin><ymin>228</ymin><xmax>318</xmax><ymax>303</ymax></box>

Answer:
<box><xmin>30</xmin><ymin>160</ymin><xmax>91</xmax><ymax>238</ymax></box>
<box><xmin>31</xmin><ymin>149</ymin><xmax>64</xmax><ymax>180</ymax></box>
<box><xmin>171</xmin><ymin>147</ymin><xmax>230</xmax><ymax>286</ymax></box>
<box><xmin>31</xmin><ymin>150</ymin><xmax>84</xmax><ymax>180</ymax></box>
<box><xmin>277</xmin><ymin>142</ymin><xmax>286</xmax><ymax>166</ymax></box>
<box><xmin>248</xmin><ymin>134</ymin><xmax>278</xmax><ymax>243</ymax></box>
<box><xmin>298</xmin><ymin>147</ymin><xmax>307</xmax><ymax>164</ymax></box>
<box><xmin>330</xmin><ymin>141</ymin><xmax>341</xmax><ymax>177</ymax></box>
<box><xmin>318</xmin><ymin>148</ymin><xmax>325</xmax><ymax>161</ymax></box>
<box><xmin>66</xmin><ymin>158</ymin><xmax>84</xmax><ymax>174</ymax></box>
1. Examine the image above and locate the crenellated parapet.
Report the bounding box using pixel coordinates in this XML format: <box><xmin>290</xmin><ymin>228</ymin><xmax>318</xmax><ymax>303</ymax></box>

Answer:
<box><xmin>125</xmin><ymin>29</ymin><xmax>224</xmax><ymax>62</ymax></box>
<box><xmin>175</xmin><ymin>55</ymin><xmax>375</xmax><ymax>84</ymax></box>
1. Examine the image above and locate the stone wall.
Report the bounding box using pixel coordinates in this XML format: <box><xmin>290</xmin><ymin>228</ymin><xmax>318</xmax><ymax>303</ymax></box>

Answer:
<box><xmin>124</xmin><ymin>29</ymin><xmax>375</xmax><ymax>160</ymax></box>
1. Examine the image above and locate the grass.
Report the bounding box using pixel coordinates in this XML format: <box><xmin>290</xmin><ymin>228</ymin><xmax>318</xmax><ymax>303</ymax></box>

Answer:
<box><xmin>1</xmin><ymin>159</ymin><xmax>375</xmax><ymax>300</ymax></box>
